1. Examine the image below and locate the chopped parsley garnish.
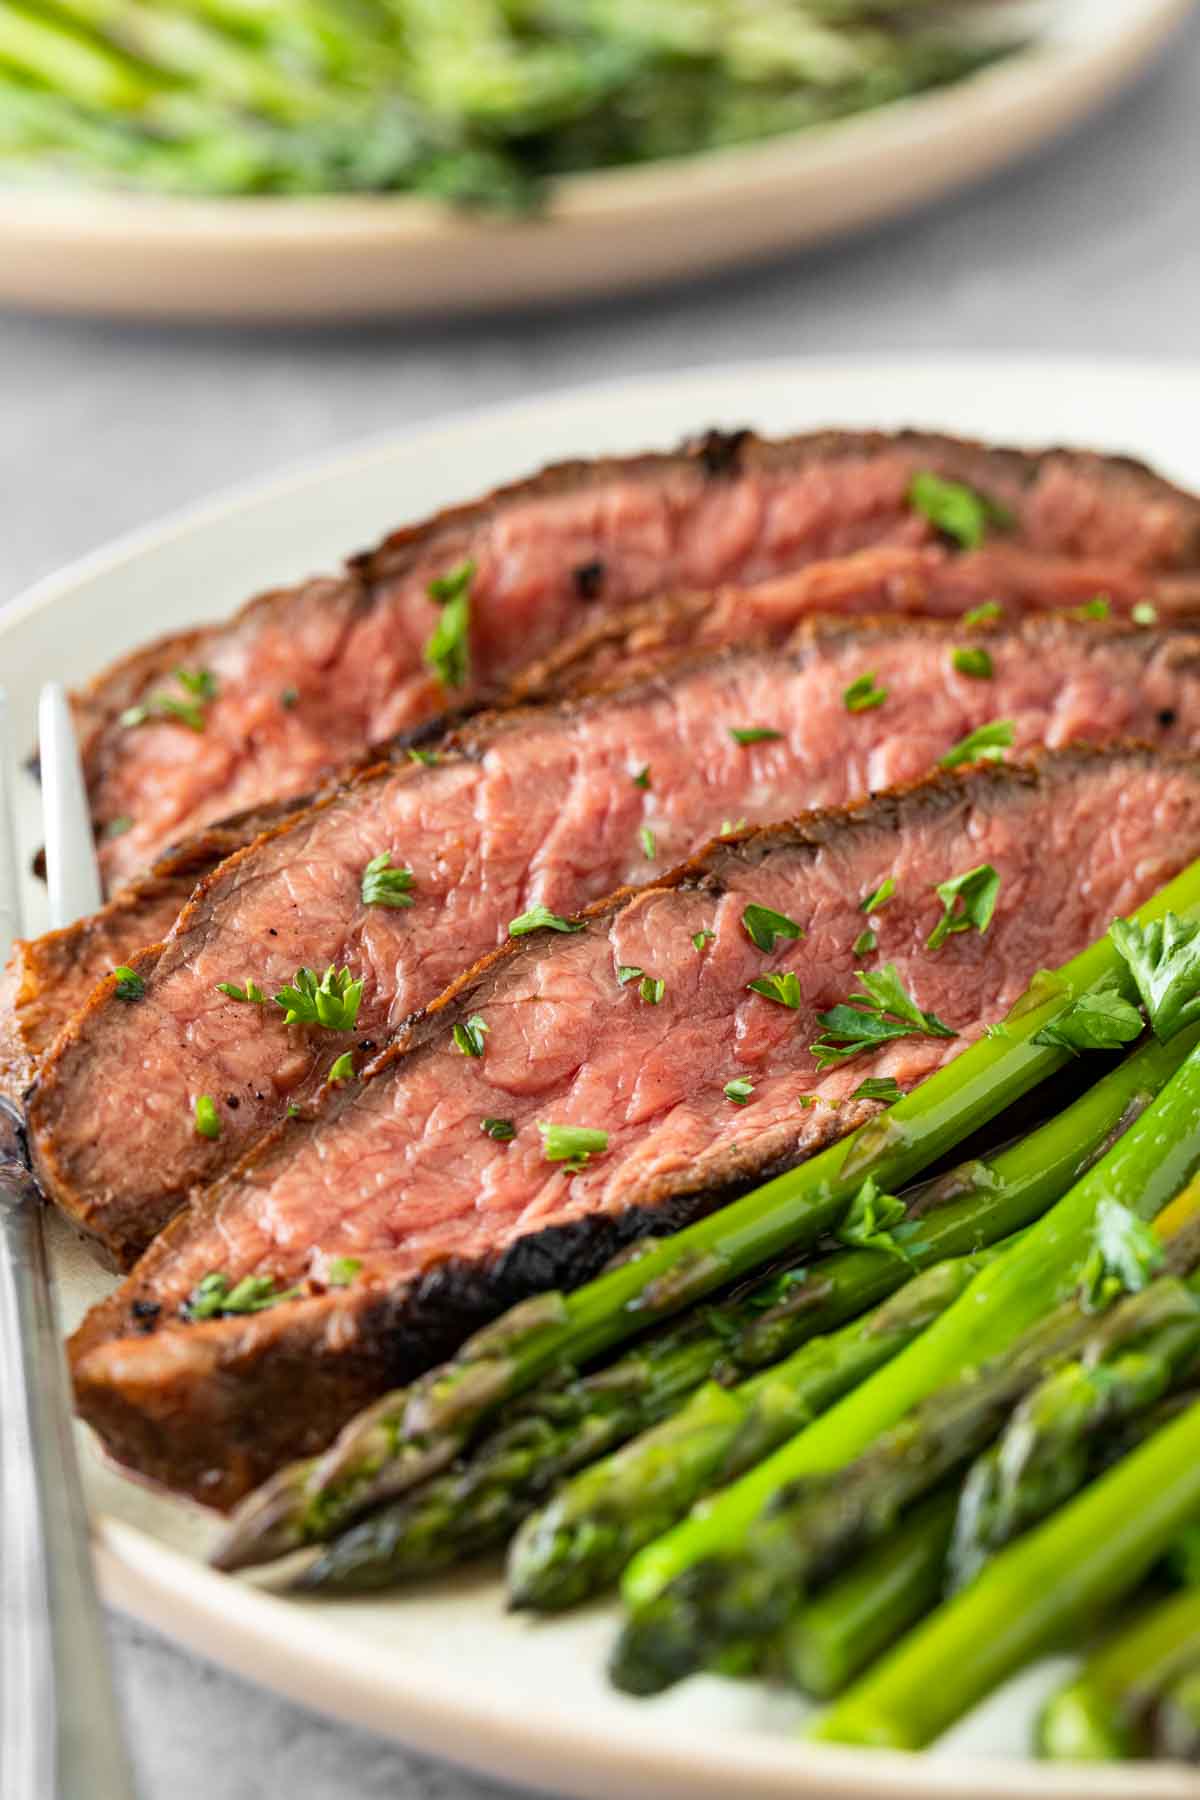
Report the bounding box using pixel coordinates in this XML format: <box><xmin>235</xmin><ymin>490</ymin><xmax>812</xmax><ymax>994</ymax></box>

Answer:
<box><xmin>538</xmin><ymin>1122</ymin><xmax>609</xmax><ymax>1170</ymax></box>
<box><xmin>121</xmin><ymin>665</ymin><xmax>218</xmax><ymax>734</ymax></box>
<box><xmin>509</xmin><ymin>903</ymin><xmax>586</xmax><ymax>937</ymax></box>
<box><xmin>747</xmin><ymin>970</ymin><xmax>802</xmax><ymax>1009</ymax></box>
<box><xmin>640</xmin><ymin>825</ymin><xmax>656</xmax><ymax>860</ymax></box>
<box><xmin>951</xmin><ymin>646</ymin><xmax>993</xmax><ymax>680</ymax></box>
<box><xmin>176</xmin><ymin>666</ymin><xmax>218</xmax><ymax>700</ymax></box>
<box><xmin>843</xmin><ymin>671</ymin><xmax>888</xmax><ymax>713</ymax></box>
<box><xmin>811</xmin><ymin>964</ymin><xmax>955</xmax><ymax>1067</ymax></box>
<box><xmin>692</xmin><ymin>928</ymin><xmax>716</xmax><ymax>951</ymax></box>
<box><xmin>452</xmin><ymin>1014</ymin><xmax>489</xmax><ymax>1057</ymax></box>
<box><xmin>742</xmin><ymin>903</ymin><xmax>805</xmax><ymax>953</ymax></box>
<box><xmin>408</xmin><ymin>747</ymin><xmax>440</xmax><ymax>767</ymax></box>
<box><xmin>853</xmin><ymin>929</ymin><xmax>877</xmax><ymax>956</ymax></box>
<box><xmin>103</xmin><ymin>815</ymin><xmax>133</xmax><ymax>839</ymax></box>
<box><xmin>120</xmin><ymin>694</ymin><xmax>206</xmax><ymax>733</ymax></box>
<box><xmin>361</xmin><ymin>852</ymin><xmax>416</xmax><ymax>910</ymax></box>
<box><xmin>193</xmin><ymin>1094</ymin><xmax>221</xmax><ymax>1139</ymax></box>
<box><xmin>729</xmin><ymin>727</ymin><xmax>784</xmax><ymax>746</ymax></box>
<box><xmin>927</xmin><ymin>863</ymin><xmax>1000</xmax><ymax>952</ymax></box>
<box><xmin>1032</xmin><ymin>988</ymin><xmax>1144</xmax><ymax>1056</ymax></box>
<box><xmin>112</xmin><ymin>965</ymin><xmax>145</xmax><ymax>1002</ymax></box>
<box><xmin>183</xmin><ymin>1270</ymin><xmax>300</xmax><ymax>1321</ymax></box>
<box><xmin>326</xmin><ymin>1051</ymin><xmax>356</xmax><ymax>1084</ymax></box>
<box><xmin>837</xmin><ymin>1176</ymin><xmax>912</xmax><ymax>1262</ymax></box>
<box><xmin>1110</xmin><ymin>911</ymin><xmax>1200</xmax><ymax>1042</ymax></box>
<box><xmin>720</xmin><ymin>818</ymin><xmax>747</xmax><ymax>837</ymax></box>
<box><xmin>286</xmin><ymin>1102</ymin><xmax>302</xmax><ymax>1118</ymax></box>
<box><xmin>216</xmin><ymin>978</ymin><xmax>268</xmax><ymax>1004</ymax></box>
<box><xmin>724</xmin><ymin>1077</ymin><xmax>754</xmax><ymax>1105</ymax></box>
<box><xmin>849</xmin><ymin>1076</ymin><xmax>902</xmax><ymax>1103</ymax></box>
<box><xmin>908</xmin><ymin>471</ymin><xmax>1009</xmax><ymax>550</ymax></box>
<box><xmin>1078</xmin><ymin>1197</ymin><xmax>1164</xmax><ymax>1314</ymax></box>
<box><xmin>962</xmin><ymin>601</ymin><xmax>1003</xmax><ymax>627</ymax></box>
<box><xmin>275</xmin><ymin>965</ymin><xmax>363</xmax><ymax>1031</ymax></box>
<box><xmin>632</xmin><ymin>765</ymin><xmax>651</xmax><ymax>789</ymax></box>
<box><xmin>938</xmin><ymin>718</ymin><xmax>1015</xmax><ymax>770</ymax></box>
<box><xmin>1073</xmin><ymin>594</ymin><xmax>1111</xmax><ymax>621</ymax></box>
<box><xmin>327</xmin><ymin>1257</ymin><xmax>361</xmax><ymax>1286</ymax></box>
<box><xmin>423</xmin><ymin>559</ymin><xmax>474</xmax><ymax>689</ymax></box>
<box><xmin>481</xmin><ymin>1116</ymin><xmax>516</xmax><ymax>1140</ymax></box>
<box><xmin>1132</xmin><ymin>600</ymin><xmax>1158</xmax><ymax>626</ymax></box>
<box><xmin>860</xmin><ymin>878</ymin><xmax>896</xmax><ymax>914</ymax></box>
<box><xmin>619</xmin><ymin>966</ymin><xmax>663</xmax><ymax>1003</ymax></box>
<box><xmin>280</xmin><ymin>686</ymin><xmax>299</xmax><ymax>709</ymax></box>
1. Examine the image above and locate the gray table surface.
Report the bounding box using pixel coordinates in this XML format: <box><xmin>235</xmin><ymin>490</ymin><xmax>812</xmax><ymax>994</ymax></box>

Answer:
<box><xmin>4</xmin><ymin>14</ymin><xmax>1200</xmax><ymax>1796</ymax></box>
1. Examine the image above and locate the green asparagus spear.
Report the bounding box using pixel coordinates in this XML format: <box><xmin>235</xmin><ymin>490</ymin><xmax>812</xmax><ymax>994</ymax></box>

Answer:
<box><xmin>505</xmin><ymin>1252</ymin><xmax>1000</xmax><ymax>1612</ymax></box>
<box><xmin>213</xmin><ymin>869</ymin><xmax>1200</xmax><ymax>1575</ymax></box>
<box><xmin>1155</xmin><ymin>1664</ymin><xmax>1200</xmax><ymax>1762</ymax></box>
<box><xmin>507</xmin><ymin>1044</ymin><xmax>1183</xmax><ymax>1611</ymax></box>
<box><xmin>781</xmin><ymin>1488</ymin><xmax>958</xmax><ymax>1699</ymax></box>
<box><xmin>609</xmin><ymin>1227</ymin><xmax>1200</xmax><ymax>1696</ymax></box>
<box><xmin>812</xmin><ymin>1404</ymin><xmax>1200</xmax><ymax>1750</ymax></box>
<box><xmin>951</xmin><ymin>1307</ymin><xmax>1200</xmax><ymax>1590</ymax></box>
<box><xmin>293</xmin><ymin>1025</ymin><xmax>1160</xmax><ymax>1599</ymax></box>
<box><xmin>622</xmin><ymin>1028</ymin><xmax>1200</xmax><ymax>1613</ymax></box>
<box><xmin>1037</xmin><ymin>1584</ymin><xmax>1200</xmax><ymax>1761</ymax></box>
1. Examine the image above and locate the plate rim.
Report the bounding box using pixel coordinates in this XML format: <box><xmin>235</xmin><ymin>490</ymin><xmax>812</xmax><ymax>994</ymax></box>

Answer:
<box><xmin>0</xmin><ymin>0</ymin><xmax>1187</xmax><ymax>240</ymax></box>
<box><xmin>12</xmin><ymin>350</ymin><xmax>1200</xmax><ymax>1798</ymax></box>
<box><xmin>0</xmin><ymin>0</ymin><xmax>1193</xmax><ymax>321</ymax></box>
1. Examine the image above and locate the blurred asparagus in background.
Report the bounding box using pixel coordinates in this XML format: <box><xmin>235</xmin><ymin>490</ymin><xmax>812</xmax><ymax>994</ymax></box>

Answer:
<box><xmin>0</xmin><ymin>0</ymin><xmax>1022</xmax><ymax>202</ymax></box>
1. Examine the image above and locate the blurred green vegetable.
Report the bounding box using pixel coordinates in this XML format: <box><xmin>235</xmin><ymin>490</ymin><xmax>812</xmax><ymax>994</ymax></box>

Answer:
<box><xmin>0</xmin><ymin>0</ymin><xmax>1021</xmax><ymax>202</ymax></box>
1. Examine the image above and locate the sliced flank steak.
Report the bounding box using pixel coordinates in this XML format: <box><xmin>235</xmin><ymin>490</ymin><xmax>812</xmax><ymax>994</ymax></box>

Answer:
<box><xmin>1</xmin><ymin>546</ymin><xmax>946</xmax><ymax>1102</ymax></box>
<box><xmin>31</xmin><ymin>613</ymin><xmax>1200</xmax><ymax>1270</ymax></box>
<box><xmin>76</xmin><ymin>430</ymin><xmax>1200</xmax><ymax>893</ymax></box>
<box><xmin>71</xmin><ymin>746</ymin><xmax>1200</xmax><ymax>1507</ymax></box>
<box><xmin>0</xmin><ymin>798</ymin><xmax>315</xmax><ymax>1102</ymax></box>
<box><xmin>19</xmin><ymin>540</ymin><xmax>1170</xmax><ymax>1108</ymax></box>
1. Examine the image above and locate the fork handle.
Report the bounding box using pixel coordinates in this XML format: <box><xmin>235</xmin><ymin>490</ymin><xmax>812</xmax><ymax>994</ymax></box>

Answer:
<box><xmin>0</xmin><ymin>1186</ymin><xmax>138</xmax><ymax>1800</ymax></box>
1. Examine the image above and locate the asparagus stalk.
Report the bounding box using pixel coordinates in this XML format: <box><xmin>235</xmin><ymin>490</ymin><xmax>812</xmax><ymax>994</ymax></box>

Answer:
<box><xmin>609</xmin><ymin>1228</ymin><xmax>1200</xmax><ymax>1696</ymax></box>
<box><xmin>506</xmin><ymin>1045</ymin><xmax>1186</xmax><ymax>1611</ymax></box>
<box><xmin>1155</xmin><ymin>1665</ymin><xmax>1200</xmax><ymax>1763</ymax></box>
<box><xmin>502</xmin><ymin>1253</ymin><xmax>999</xmax><ymax>1612</ymax></box>
<box><xmin>307</xmin><ymin>1254</ymin><xmax>986</xmax><ymax>1598</ymax></box>
<box><xmin>1038</xmin><ymin>1584</ymin><xmax>1200</xmax><ymax>1761</ymax></box>
<box><xmin>289</xmin><ymin>1026</ymin><xmax>1158</xmax><ymax>1598</ymax></box>
<box><xmin>780</xmin><ymin>1488</ymin><xmax>959</xmax><ymax>1700</ymax></box>
<box><xmin>622</xmin><ymin>1028</ymin><xmax>1200</xmax><ymax>1613</ymax></box>
<box><xmin>950</xmin><ymin>1308</ymin><xmax>1200</xmax><ymax>1590</ymax></box>
<box><xmin>812</xmin><ymin>1405</ymin><xmax>1200</xmax><ymax>1750</ymax></box>
<box><xmin>213</xmin><ymin>863</ymin><xmax>1200</xmax><ymax>1575</ymax></box>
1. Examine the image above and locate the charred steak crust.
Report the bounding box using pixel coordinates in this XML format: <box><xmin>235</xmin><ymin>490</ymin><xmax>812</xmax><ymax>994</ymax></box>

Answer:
<box><xmin>71</xmin><ymin>745</ymin><xmax>1200</xmax><ymax>1506</ymax></box>
<box><xmin>74</xmin><ymin>428</ymin><xmax>1200</xmax><ymax>892</ymax></box>
<box><xmin>31</xmin><ymin>613</ymin><xmax>1200</xmax><ymax>1268</ymax></box>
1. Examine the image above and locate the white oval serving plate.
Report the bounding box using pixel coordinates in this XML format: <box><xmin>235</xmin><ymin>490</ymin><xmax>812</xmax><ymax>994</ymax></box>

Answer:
<box><xmin>0</xmin><ymin>0</ymin><xmax>1191</xmax><ymax>323</ymax></box>
<box><xmin>7</xmin><ymin>356</ymin><xmax>1200</xmax><ymax>1797</ymax></box>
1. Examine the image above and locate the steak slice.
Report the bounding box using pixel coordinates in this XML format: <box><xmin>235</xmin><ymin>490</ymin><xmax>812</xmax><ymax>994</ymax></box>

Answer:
<box><xmin>4</xmin><ymin>545</ymin><xmax>953</xmax><ymax>1103</ymax></box>
<box><xmin>0</xmin><ymin>800</ymin><xmax>314</xmax><ymax>1104</ymax></box>
<box><xmin>32</xmin><ymin>614</ymin><xmax>1200</xmax><ymax>1268</ymax></box>
<box><xmin>71</xmin><ymin>747</ymin><xmax>1200</xmax><ymax>1506</ymax></box>
<box><xmin>79</xmin><ymin>430</ymin><xmax>1200</xmax><ymax>892</ymax></box>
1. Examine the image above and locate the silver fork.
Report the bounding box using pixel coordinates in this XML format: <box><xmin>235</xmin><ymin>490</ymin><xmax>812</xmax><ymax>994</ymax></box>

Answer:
<box><xmin>0</xmin><ymin>682</ymin><xmax>138</xmax><ymax>1799</ymax></box>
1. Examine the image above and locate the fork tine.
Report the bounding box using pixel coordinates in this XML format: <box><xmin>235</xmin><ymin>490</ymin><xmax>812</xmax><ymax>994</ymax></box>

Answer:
<box><xmin>38</xmin><ymin>682</ymin><xmax>101</xmax><ymax>932</ymax></box>
<box><xmin>0</xmin><ymin>689</ymin><xmax>25</xmax><ymax>966</ymax></box>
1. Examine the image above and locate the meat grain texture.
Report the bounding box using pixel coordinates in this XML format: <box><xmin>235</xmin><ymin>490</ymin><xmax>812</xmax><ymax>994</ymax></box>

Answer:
<box><xmin>77</xmin><ymin>431</ymin><xmax>1200</xmax><ymax>891</ymax></box>
<box><xmin>32</xmin><ymin>617</ymin><xmax>1200</xmax><ymax>1267</ymax></box>
<box><xmin>71</xmin><ymin>747</ymin><xmax>1200</xmax><ymax>1506</ymax></box>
